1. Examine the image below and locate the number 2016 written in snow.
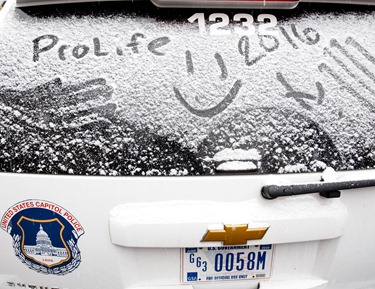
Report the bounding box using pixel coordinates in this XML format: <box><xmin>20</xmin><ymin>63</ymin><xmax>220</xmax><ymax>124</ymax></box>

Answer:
<box><xmin>188</xmin><ymin>13</ymin><xmax>278</xmax><ymax>36</ymax></box>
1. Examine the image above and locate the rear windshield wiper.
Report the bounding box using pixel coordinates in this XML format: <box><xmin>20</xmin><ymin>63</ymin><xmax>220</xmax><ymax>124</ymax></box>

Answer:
<box><xmin>262</xmin><ymin>178</ymin><xmax>375</xmax><ymax>199</ymax></box>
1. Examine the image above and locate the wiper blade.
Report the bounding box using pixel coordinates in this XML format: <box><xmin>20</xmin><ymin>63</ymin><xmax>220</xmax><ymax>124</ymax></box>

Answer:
<box><xmin>262</xmin><ymin>178</ymin><xmax>375</xmax><ymax>199</ymax></box>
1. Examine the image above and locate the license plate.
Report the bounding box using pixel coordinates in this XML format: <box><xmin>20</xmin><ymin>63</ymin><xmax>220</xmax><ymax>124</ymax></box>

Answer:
<box><xmin>181</xmin><ymin>245</ymin><xmax>274</xmax><ymax>283</ymax></box>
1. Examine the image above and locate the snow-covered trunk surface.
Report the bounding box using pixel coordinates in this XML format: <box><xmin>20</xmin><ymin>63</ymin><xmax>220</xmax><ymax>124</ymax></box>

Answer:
<box><xmin>0</xmin><ymin>3</ymin><xmax>374</xmax><ymax>176</ymax></box>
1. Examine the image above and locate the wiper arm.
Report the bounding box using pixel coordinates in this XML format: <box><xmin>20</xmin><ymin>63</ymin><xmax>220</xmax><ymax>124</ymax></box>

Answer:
<box><xmin>262</xmin><ymin>178</ymin><xmax>375</xmax><ymax>199</ymax></box>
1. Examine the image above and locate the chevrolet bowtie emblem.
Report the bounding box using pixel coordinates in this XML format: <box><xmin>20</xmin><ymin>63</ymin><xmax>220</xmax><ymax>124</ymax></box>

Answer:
<box><xmin>201</xmin><ymin>224</ymin><xmax>269</xmax><ymax>245</ymax></box>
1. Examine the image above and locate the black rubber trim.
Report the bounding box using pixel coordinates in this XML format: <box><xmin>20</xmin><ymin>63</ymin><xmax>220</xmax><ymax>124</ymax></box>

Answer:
<box><xmin>262</xmin><ymin>179</ymin><xmax>375</xmax><ymax>199</ymax></box>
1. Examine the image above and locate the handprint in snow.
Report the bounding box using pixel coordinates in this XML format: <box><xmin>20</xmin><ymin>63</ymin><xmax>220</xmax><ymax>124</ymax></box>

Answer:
<box><xmin>0</xmin><ymin>78</ymin><xmax>116</xmax><ymax>131</ymax></box>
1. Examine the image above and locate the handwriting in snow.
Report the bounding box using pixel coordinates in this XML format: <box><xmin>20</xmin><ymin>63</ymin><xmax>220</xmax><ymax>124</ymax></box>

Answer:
<box><xmin>30</xmin><ymin>28</ymin><xmax>374</xmax><ymax>117</ymax></box>
<box><xmin>32</xmin><ymin>34</ymin><xmax>171</xmax><ymax>62</ymax></box>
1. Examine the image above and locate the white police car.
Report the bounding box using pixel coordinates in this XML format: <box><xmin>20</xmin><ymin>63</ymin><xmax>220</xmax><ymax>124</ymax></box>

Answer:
<box><xmin>0</xmin><ymin>0</ymin><xmax>374</xmax><ymax>288</ymax></box>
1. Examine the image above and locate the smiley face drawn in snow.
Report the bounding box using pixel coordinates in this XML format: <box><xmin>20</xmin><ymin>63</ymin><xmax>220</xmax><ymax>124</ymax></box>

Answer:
<box><xmin>173</xmin><ymin>51</ymin><xmax>242</xmax><ymax>118</ymax></box>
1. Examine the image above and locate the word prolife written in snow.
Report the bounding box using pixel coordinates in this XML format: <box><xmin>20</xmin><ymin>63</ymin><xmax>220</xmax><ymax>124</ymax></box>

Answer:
<box><xmin>33</xmin><ymin>34</ymin><xmax>171</xmax><ymax>62</ymax></box>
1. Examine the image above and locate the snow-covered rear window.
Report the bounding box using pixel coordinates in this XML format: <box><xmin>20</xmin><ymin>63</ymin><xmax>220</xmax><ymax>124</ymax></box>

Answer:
<box><xmin>0</xmin><ymin>3</ymin><xmax>374</xmax><ymax>176</ymax></box>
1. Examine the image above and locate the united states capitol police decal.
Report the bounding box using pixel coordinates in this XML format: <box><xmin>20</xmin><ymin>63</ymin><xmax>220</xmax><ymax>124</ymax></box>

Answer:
<box><xmin>1</xmin><ymin>200</ymin><xmax>84</xmax><ymax>275</ymax></box>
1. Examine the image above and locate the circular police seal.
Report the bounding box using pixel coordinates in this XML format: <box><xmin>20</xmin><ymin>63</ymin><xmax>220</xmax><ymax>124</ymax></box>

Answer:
<box><xmin>1</xmin><ymin>199</ymin><xmax>85</xmax><ymax>275</ymax></box>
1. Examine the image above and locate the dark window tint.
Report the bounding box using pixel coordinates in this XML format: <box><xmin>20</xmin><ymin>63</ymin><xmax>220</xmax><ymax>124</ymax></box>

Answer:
<box><xmin>0</xmin><ymin>3</ymin><xmax>374</xmax><ymax>175</ymax></box>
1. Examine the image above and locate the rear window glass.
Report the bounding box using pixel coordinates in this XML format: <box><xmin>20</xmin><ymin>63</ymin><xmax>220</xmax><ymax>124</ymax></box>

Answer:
<box><xmin>0</xmin><ymin>2</ymin><xmax>374</xmax><ymax>176</ymax></box>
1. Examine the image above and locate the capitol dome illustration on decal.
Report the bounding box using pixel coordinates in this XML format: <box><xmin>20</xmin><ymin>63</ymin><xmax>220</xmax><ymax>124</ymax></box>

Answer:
<box><xmin>1</xmin><ymin>200</ymin><xmax>85</xmax><ymax>275</ymax></box>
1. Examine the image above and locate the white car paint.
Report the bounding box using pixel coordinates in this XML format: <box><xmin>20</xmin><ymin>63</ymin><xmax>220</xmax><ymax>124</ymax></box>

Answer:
<box><xmin>0</xmin><ymin>1</ymin><xmax>374</xmax><ymax>289</ymax></box>
<box><xmin>0</xmin><ymin>169</ymin><xmax>374</xmax><ymax>289</ymax></box>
